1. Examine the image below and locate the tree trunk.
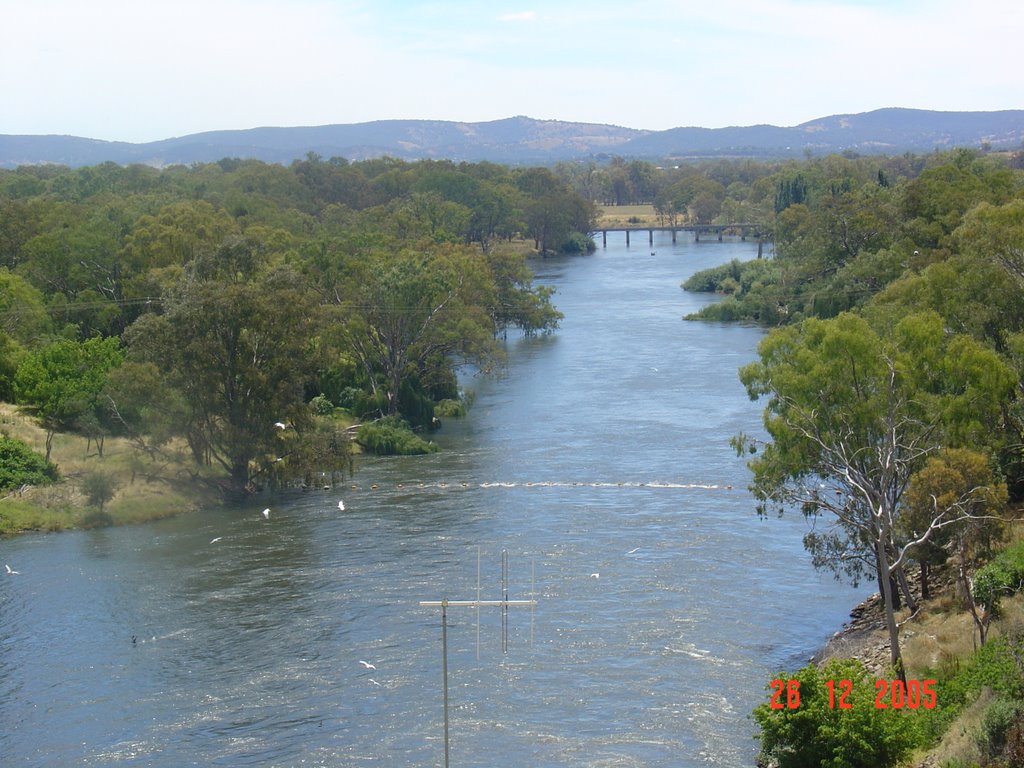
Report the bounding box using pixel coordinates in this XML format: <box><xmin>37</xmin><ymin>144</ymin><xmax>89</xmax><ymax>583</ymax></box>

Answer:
<box><xmin>877</xmin><ymin>536</ymin><xmax>906</xmax><ymax>683</ymax></box>
<box><xmin>896</xmin><ymin>561</ymin><xmax>917</xmax><ymax>612</ymax></box>
<box><xmin>229</xmin><ymin>458</ymin><xmax>251</xmax><ymax>497</ymax></box>
<box><xmin>959</xmin><ymin>562</ymin><xmax>989</xmax><ymax>649</ymax></box>
<box><xmin>876</xmin><ymin>557</ymin><xmax>902</xmax><ymax>611</ymax></box>
<box><xmin>920</xmin><ymin>561</ymin><xmax>930</xmax><ymax>601</ymax></box>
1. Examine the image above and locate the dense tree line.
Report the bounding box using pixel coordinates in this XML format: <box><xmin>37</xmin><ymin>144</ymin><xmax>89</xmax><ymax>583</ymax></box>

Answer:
<box><xmin>0</xmin><ymin>156</ymin><xmax>595</xmax><ymax>494</ymax></box>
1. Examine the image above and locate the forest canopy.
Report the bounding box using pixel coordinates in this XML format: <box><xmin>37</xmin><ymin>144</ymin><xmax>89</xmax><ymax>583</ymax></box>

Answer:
<box><xmin>0</xmin><ymin>155</ymin><xmax>592</xmax><ymax>493</ymax></box>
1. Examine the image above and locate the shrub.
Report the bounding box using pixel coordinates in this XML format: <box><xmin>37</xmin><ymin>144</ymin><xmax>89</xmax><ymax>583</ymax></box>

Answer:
<box><xmin>310</xmin><ymin>393</ymin><xmax>335</xmax><ymax>415</ymax></box>
<box><xmin>0</xmin><ymin>434</ymin><xmax>58</xmax><ymax>491</ymax></box>
<box><xmin>434</xmin><ymin>398</ymin><xmax>466</xmax><ymax>418</ymax></box>
<box><xmin>356</xmin><ymin>416</ymin><xmax>438</xmax><ymax>456</ymax></box>
<box><xmin>560</xmin><ymin>231</ymin><xmax>597</xmax><ymax>254</ymax></box>
<box><xmin>975</xmin><ymin>698</ymin><xmax>1022</xmax><ymax>761</ymax></box>
<box><xmin>974</xmin><ymin>540</ymin><xmax>1024</xmax><ymax>618</ymax></box>
<box><xmin>753</xmin><ymin>658</ymin><xmax>926</xmax><ymax>768</ymax></box>
<box><xmin>81</xmin><ymin>470</ymin><xmax>117</xmax><ymax>513</ymax></box>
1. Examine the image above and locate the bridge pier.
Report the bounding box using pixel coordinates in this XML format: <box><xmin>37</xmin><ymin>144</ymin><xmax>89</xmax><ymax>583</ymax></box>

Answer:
<box><xmin>672</xmin><ymin>229</ymin><xmax>677</xmax><ymax>243</ymax></box>
<box><xmin>602</xmin><ymin>231</ymin><xmax>607</xmax><ymax>247</ymax></box>
<box><xmin>649</xmin><ymin>230</ymin><xmax>654</xmax><ymax>245</ymax></box>
<box><xmin>625</xmin><ymin>230</ymin><xmax>630</xmax><ymax>246</ymax></box>
<box><xmin>718</xmin><ymin>229</ymin><xmax>723</xmax><ymax>242</ymax></box>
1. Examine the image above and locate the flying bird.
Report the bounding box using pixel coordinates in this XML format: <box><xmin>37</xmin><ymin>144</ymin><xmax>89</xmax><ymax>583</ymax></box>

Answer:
<box><xmin>5</xmin><ymin>564</ymin><xmax>19</xmax><ymax>575</ymax></box>
<box><xmin>359</xmin><ymin>660</ymin><xmax>376</xmax><ymax>669</ymax></box>
<box><xmin>262</xmin><ymin>508</ymin><xmax>270</xmax><ymax>519</ymax></box>
<box><xmin>274</xmin><ymin>422</ymin><xmax>287</xmax><ymax>429</ymax></box>
<box><xmin>590</xmin><ymin>573</ymin><xmax>600</xmax><ymax>579</ymax></box>
<box><xmin>337</xmin><ymin>500</ymin><xmax>345</xmax><ymax>511</ymax></box>
<box><xmin>210</xmin><ymin>537</ymin><xmax>223</xmax><ymax>544</ymax></box>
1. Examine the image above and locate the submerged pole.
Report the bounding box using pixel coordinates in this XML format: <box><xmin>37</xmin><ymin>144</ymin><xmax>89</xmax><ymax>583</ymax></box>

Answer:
<box><xmin>442</xmin><ymin>601</ymin><xmax>450</xmax><ymax>768</ymax></box>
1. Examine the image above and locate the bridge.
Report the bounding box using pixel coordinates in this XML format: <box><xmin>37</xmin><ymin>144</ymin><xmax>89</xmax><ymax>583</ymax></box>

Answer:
<box><xmin>592</xmin><ymin>223</ymin><xmax>770</xmax><ymax>256</ymax></box>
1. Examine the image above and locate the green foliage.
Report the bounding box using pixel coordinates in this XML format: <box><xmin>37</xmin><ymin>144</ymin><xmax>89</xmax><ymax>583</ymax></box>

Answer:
<box><xmin>265</xmin><ymin>418</ymin><xmax>352</xmax><ymax>489</ymax></box>
<box><xmin>0</xmin><ymin>331</ymin><xmax>24</xmax><ymax>402</ymax></box>
<box><xmin>975</xmin><ymin>697</ymin><xmax>1023</xmax><ymax>762</ymax></box>
<box><xmin>560</xmin><ymin>230</ymin><xmax>596</xmax><ymax>254</ymax></box>
<box><xmin>434</xmin><ymin>398</ymin><xmax>467</xmax><ymax>418</ymax></box>
<box><xmin>331</xmin><ymin>244</ymin><xmax>504</xmax><ymax>422</ymax></box>
<box><xmin>953</xmin><ymin>632</ymin><xmax>1024</xmax><ymax>704</ymax></box>
<box><xmin>127</xmin><ymin>248</ymin><xmax>320</xmax><ymax>491</ymax></box>
<box><xmin>0</xmin><ymin>268</ymin><xmax>52</xmax><ymax>344</ymax></box>
<box><xmin>13</xmin><ymin>337</ymin><xmax>124</xmax><ymax>458</ymax></box>
<box><xmin>683</xmin><ymin>258</ymin><xmax>784</xmax><ymax>323</ymax></box>
<box><xmin>902</xmin><ymin>448</ymin><xmax>1008</xmax><ymax>565</ymax></box>
<box><xmin>80</xmin><ymin>470</ymin><xmax>117</xmax><ymax>513</ymax></box>
<box><xmin>0</xmin><ymin>434</ymin><xmax>58</xmax><ymax>490</ymax></box>
<box><xmin>356</xmin><ymin>416</ymin><xmax>438</xmax><ymax>456</ymax></box>
<box><xmin>973</xmin><ymin>540</ymin><xmax>1024</xmax><ymax>617</ymax></box>
<box><xmin>310</xmin><ymin>394</ymin><xmax>335</xmax><ymax>415</ymax></box>
<box><xmin>753</xmin><ymin>658</ymin><xmax>926</xmax><ymax>768</ymax></box>
<box><xmin>485</xmin><ymin>248</ymin><xmax>562</xmax><ymax>336</ymax></box>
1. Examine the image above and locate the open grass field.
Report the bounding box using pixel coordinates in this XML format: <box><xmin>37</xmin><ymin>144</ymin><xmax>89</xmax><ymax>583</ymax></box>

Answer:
<box><xmin>595</xmin><ymin>204</ymin><xmax>660</xmax><ymax>228</ymax></box>
<box><xmin>0</xmin><ymin>402</ymin><xmax>216</xmax><ymax>534</ymax></box>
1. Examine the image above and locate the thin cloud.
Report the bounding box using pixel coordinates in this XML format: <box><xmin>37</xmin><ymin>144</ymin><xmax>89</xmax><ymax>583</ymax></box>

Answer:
<box><xmin>497</xmin><ymin>11</ymin><xmax>537</xmax><ymax>22</ymax></box>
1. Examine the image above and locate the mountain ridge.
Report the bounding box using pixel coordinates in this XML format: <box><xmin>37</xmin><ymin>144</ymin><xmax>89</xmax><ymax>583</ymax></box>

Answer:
<box><xmin>2</xmin><ymin>108</ymin><xmax>1022</xmax><ymax>168</ymax></box>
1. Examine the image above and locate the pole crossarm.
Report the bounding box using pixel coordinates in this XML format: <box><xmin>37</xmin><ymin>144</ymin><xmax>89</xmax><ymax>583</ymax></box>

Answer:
<box><xmin>419</xmin><ymin>599</ymin><xmax>536</xmax><ymax>608</ymax></box>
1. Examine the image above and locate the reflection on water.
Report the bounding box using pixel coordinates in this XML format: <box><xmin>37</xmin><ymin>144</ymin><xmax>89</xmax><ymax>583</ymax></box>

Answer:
<box><xmin>0</xmin><ymin>233</ymin><xmax>867</xmax><ymax>767</ymax></box>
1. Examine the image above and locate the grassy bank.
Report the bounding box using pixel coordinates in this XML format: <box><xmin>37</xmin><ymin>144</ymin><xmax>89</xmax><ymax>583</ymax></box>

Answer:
<box><xmin>0</xmin><ymin>403</ymin><xmax>218</xmax><ymax>534</ymax></box>
<box><xmin>809</xmin><ymin>523</ymin><xmax>1024</xmax><ymax>768</ymax></box>
<box><xmin>596</xmin><ymin>204</ymin><xmax>660</xmax><ymax>228</ymax></box>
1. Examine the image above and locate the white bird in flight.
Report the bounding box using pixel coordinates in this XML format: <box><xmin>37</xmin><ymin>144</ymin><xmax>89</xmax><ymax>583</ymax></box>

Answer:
<box><xmin>210</xmin><ymin>537</ymin><xmax>222</xmax><ymax>544</ymax></box>
<box><xmin>262</xmin><ymin>508</ymin><xmax>270</xmax><ymax>519</ymax></box>
<box><xmin>274</xmin><ymin>422</ymin><xmax>287</xmax><ymax>429</ymax></box>
<box><xmin>359</xmin><ymin>660</ymin><xmax>376</xmax><ymax>669</ymax></box>
<box><xmin>5</xmin><ymin>564</ymin><xmax>19</xmax><ymax>575</ymax></box>
<box><xmin>590</xmin><ymin>572</ymin><xmax>600</xmax><ymax>579</ymax></box>
<box><xmin>337</xmin><ymin>500</ymin><xmax>345</xmax><ymax>511</ymax></box>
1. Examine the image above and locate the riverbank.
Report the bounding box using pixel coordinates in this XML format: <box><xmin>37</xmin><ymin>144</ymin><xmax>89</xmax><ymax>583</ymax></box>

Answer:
<box><xmin>0</xmin><ymin>402</ymin><xmax>217</xmax><ymax>534</ymax></box>
<box><xmin>808</xmin><ymin>553</ymin><xmax>1024</xmax><ymax>767</ymax></box>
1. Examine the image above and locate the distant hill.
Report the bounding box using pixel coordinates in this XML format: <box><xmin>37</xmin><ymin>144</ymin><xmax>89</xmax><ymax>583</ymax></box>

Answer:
<box><xmin>2</xmin><ymin>109</ymin><xmax>1023</xmax><ymax>168</ymax></box>
<box><xmin>626</xmin><ymin>108</ymin><xmax>1024</xmax><ymax>159</ymax></box>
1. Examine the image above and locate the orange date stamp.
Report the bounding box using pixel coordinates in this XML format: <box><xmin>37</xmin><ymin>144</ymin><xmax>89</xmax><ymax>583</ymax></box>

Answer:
<box><xmin>769</xmin><ymin>678</ymin><xmax>937</xmax><ymax>710</ymax></box>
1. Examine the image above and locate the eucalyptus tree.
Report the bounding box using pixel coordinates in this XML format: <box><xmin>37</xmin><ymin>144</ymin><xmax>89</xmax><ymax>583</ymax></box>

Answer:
<box><xmin>736</xmin><ymin>311</ymin><xmax>1015</xmax><ymax>678</ymax></box>
<box><xmin>902</xmin><ymin>448</ymin><xmax>1008</xmax><ymax>642</ymax></box>
<box><xmin>126</xmin><ymin>236</ymin><xmax>329</xmax><ymax>494</ymax></box>
<box><xmin>329</xmin><ymin>243</ymin><xmax>501</xmax><ymax>421</ymax></box>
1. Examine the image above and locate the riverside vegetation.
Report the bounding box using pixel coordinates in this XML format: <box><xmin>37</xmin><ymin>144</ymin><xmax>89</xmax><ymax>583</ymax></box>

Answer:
<box><xmin>3</xmin><ymin>148</ymin><xmax>1024</xmax><ymax>765</ymax></box>
<box><xmin>0</xmin><ymin>156</ymin><xmax>595</xmax><ymax>524</ymax></box>
<box><xmin>674</xmin><ymin>148</ymin><xmax>1024</xmax><ymax>768</ymax></box>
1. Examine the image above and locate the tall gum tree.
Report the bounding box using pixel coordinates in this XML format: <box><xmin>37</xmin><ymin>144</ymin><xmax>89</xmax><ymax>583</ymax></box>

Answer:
<box><xmin>736</xmin><ymin>311</ymin><xmax>1015</xmax><ymax>678</ymax></box>
<box><xmin>127</xmin><ymin>236</ymin><xmax>322</xmax><ymax>494</ymax></box>
<box><xmin>330</xmin><ymin>243</ymin><xmax>501</xmax><ymax>418</ymax></box>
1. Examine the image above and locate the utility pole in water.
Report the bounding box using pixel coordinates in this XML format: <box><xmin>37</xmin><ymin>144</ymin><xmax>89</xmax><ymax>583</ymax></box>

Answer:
<box><xmin>418</xmin><ymin>549</ymin><xmax>537</xmax><ymax>768</ymax></box>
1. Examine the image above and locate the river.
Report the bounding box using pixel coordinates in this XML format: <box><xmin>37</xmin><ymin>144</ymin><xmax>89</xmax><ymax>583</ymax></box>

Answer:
<box><xmin>0</xmin><ymin>232</ymin><xmax>868</xmax><ymax>767</ymax></box>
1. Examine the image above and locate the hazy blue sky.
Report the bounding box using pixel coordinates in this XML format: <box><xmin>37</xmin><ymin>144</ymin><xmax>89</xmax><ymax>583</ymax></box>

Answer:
<box><xmin>3</xmin><ymin>0</ymin><xmax>1021</xmax><ymax>142</ymax></box>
